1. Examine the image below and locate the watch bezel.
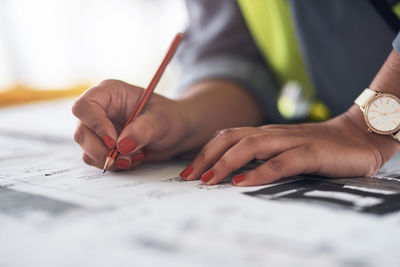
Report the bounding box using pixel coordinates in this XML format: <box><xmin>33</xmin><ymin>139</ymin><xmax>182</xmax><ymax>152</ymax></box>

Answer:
<box><xmin>364</xmin><ymin>93</ymin><xmax>400</xmax><ymax>135</ymax></box>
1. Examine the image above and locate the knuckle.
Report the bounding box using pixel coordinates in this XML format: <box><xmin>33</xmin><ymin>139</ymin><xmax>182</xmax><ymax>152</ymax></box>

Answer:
<box><xmin>217</xmin><ymin>128</ymin><xmax>235</xmax><ymax>140</ymax></box>
<box><xmin>91</xmin><ymin>120</ymin><xmax>104</xmax><ymax>135</ymax></box>
<box><xmin>99</xmin><ymin>79</ymin><xmax>121</xmax><ymax>86</ymax></box>
<box><xmin>267</xmin><ymin>158</ymin><xmax>284</xmax><ymax>174</ymax></box>
<box><xmin>252</xmin><ymin>166</ymin><xmax>267</xmax><ymax>179</ymax></box>
<box><xmin>82</xmin><ymin>154</ymin><xmax>92</xmax><ymax>165</ymax></box>
<box><xmin>216</xmin><ymin>157</ymin><xmax>229</xmax><ymax>169</ymax></box>
<box><xmin>241</xmin><ymin>135</ymin><xmax>259</xmax><ymax>147</ymax></box>
<box><xmin>259</xmin><ymin>124</ymin><xmax>278</xmax><ymax>130</ymax></box>
<box><xmin>212</xmin><ymin>129</ymin><xmax>222</xmax><ymax>138</ymax></box>
<box><xmin>196</xmin><ymin>151</ymin><xmax>208</xmax><ymax>164</ymax></box>
<box><xmin>74</xmin><ymin>126</ymin><xmax>85</xmax><ymax>144</ymax></box>
<box><xmin>72</xmin><ymin>98</ymin><xmax>86</xmax><ymax>118</ymax></box>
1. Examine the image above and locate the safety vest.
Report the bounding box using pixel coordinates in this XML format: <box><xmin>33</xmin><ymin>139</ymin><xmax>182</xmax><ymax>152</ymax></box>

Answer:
<box><xmin>237</xmin><ymin>0</ymin><xmax>400</xmax><ymax>121</ymax></box>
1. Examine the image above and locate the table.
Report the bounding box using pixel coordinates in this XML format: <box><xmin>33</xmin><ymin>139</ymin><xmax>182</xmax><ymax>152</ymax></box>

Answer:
<box><xmin>0</xmin><ymin>99</ymin><xmax>399</xmax><ymax>267</ymax></box>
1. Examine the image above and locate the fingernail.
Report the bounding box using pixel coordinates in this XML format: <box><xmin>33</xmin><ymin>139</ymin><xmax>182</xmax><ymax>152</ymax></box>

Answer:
<box><xmin>201</xmin><ymin>169</ymin><xmax>214</xmax><ymax>183</ymax></box>
<box><xmin>131</xmin><ymin>151</ymin><xmax>145</xmax><ymax>163</ymax></box>
<box><xmin>115</xmin><ymin>159</ymin><xmax>130</xmax><ymax>169</ymax></box>
<box><xmin>180</xmin><ymin>165</ymin><xmax>193</xmax><ymax>180</ymax></box>
<box><xmin>103</xmin><ymin>135</ymin><xmax>115</xmax><ymax>149</ymax></box>
<box><xmin>118</xmin><ymin>137</ymin><xmax>137</xmax><ymax>154</ymax></box>
<box><xmin>233</xmin><ymin>174</ymin><xmax>245</xmax><ymax>184</ymax></box>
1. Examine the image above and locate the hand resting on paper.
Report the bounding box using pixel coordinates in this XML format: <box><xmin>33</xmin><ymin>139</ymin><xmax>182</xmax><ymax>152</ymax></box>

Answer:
<box><xmin>180</xmin><ymin>109</ymin><xmax>399</xmax><ymax>186</ymax></box>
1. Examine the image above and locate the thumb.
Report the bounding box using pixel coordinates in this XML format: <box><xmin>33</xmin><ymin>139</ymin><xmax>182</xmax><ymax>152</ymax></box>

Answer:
<box><xmin>117</xmin><ymin>112</ymin><xmax>168</xmax><ymax>155</ymax></box>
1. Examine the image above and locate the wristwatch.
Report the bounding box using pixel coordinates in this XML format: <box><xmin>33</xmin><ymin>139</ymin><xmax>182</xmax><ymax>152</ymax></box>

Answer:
<box><xmin>355</xmin><ymin>88</ymin><xmax>400</xmax><ymax>142</ymax></box>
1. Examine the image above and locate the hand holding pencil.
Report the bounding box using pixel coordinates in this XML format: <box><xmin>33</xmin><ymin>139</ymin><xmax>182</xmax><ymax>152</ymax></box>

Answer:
<box><xmin>102</xmin><ymin>33</ymin><xmax>183</xmax><ymax>172</ymax></box>
<box><xmin>72</xmin><ymin>33</ymin><xmax>190</xmax><ymax>171</ymax></box>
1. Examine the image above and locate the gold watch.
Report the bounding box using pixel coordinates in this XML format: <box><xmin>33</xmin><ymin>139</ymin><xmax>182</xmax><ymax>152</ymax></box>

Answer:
<box><xmin>355</xmin><ymin>88</ymin><xmax>400</xmax><ymax>142</ymax></box>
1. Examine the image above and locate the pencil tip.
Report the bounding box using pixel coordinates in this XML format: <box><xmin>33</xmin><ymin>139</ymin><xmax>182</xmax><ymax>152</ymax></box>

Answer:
<box><xmin>102</xmin><ymin>158</ymin><xmax>109</xmax><ymax>173</ymax></box>
<box><xmin>102</xmin><ymin>157</ymin><xmax>114</xmax><ymax>173</ymax></box>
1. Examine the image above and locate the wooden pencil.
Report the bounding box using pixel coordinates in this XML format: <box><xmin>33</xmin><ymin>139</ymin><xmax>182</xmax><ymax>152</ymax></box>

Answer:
<box><xmin>103</xmin><ymin>33</ymin><xmax>184</xmax><ymax>172</ymax></box>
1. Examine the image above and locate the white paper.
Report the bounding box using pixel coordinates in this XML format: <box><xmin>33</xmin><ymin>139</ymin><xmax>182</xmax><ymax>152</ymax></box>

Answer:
<box><xmin>0</xmin><ymin>99</ymin><xmax>400</xmax><ymax>267</ymax></box>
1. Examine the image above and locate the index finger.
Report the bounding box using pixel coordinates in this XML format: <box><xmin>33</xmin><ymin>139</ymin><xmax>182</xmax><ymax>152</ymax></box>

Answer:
<box><xmin>233</xmin><ymin>146</ymin><xmax>318</xmax><ymax>186</ymax></box>
<box><xmin>72</xmin><ymin>82</ymin><xmax>120</xmax><ymax>148</ymax></box>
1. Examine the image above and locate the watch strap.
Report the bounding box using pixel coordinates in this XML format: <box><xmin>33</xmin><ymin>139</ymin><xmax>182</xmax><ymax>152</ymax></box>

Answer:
<box><xmin>395</xmin><ymin>131</ymin><xmax>400</xmax><ymax>142</ymax></box>
<box><xmin>354</xmin><ymin>88</ymin><xmax>378</xmax><ymax>109</ymax></box>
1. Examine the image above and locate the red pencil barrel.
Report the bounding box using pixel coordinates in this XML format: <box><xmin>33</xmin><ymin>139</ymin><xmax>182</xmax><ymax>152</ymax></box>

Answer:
<box><xmin>104</xmin><ymin>33</ymin><xmax>184</xmax><ymax>170</ymax></box>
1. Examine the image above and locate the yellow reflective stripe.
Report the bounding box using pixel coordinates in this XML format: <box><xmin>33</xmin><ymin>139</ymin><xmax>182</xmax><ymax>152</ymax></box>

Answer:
<box><xmin>393</xmin><ymin>3</ymin><xmax>400</xmax><ymax>18</ymax></box>
<box><xmin>309</xmin><ymin>101</ymin><xmax>330</xmax><ymax>121</ymax></box>
<box><xmin>237</xmin><ymin>0</ymin><xmax>330</xmax><ymax>121</ymax></box>
<box><xmin>277</xmin><ymin>96</ymin><xmax>296</xmax><ymax>119</ymax></box>
<box><xmin>237</xmin><ymin>0</ymin><xmax>314</xmax><ymax>100</ymax></box>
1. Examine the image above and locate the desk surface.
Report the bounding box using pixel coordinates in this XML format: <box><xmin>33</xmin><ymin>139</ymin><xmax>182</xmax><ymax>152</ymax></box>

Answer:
<box><xmin>0</xmin><ymin>99</ymin><xmax>400</xmax><ymax>267</ymax></box>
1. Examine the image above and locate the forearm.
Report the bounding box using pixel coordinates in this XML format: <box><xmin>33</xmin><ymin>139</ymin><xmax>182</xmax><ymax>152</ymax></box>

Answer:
<box><xmin>369</xmin><ymin>49</ymin><xmax>400</xmax><ymax>95</ymax></box>
<box><xmin>175</xmin><ymin>79</ymin><xmax>264</xmax><ymax>151</ymax></box>
<box><xmin>346</xmin><ymin>49</ymin><xmax>400</xmax><ymax>162</ymax></box>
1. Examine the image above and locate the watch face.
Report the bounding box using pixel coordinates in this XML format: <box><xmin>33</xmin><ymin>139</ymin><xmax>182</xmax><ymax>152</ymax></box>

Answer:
<box><xmin>365</xmin><ymin>94</ymin><xmax>400</xmax><ymax>134</ymax></box>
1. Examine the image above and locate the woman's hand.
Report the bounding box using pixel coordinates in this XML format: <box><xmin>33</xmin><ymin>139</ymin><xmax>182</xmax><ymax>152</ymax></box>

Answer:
<box><xmin>180</xmin><ymin>107</ymin><xmax>400</xmax><ymax>186</ymax></box>
<box><xmin>72</xmin><ymin>79</ymin><xmax>264</xmax><ymax>171</ymax></box>
<box><xmin>72</xmin><ymin>79</ymin><xmax>192</xmax><ymax>170</ymax></box>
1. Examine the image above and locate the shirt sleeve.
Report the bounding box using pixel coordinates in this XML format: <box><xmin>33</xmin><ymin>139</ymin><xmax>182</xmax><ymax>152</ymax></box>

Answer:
<box><xmin>393</xmin><ymin>31</ymin><xmax>400</xmax><ymax>54</ymax></box>
<box><xmin>173</xmin><ymin>0</ymin><xmax>284</xmax><ymax>123</ymax></box>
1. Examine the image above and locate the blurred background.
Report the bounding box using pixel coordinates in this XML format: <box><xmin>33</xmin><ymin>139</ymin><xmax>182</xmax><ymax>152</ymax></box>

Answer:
<box><xmin>0</xmin><ymin>0</ymin><xmax>187</xmax><ymax>106</ymax></box>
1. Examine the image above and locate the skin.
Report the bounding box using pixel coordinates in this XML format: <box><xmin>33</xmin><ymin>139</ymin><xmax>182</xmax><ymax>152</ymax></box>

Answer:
<box><xmin>72</xmin><ymin>49</ymin><xmax>400</xmax><ymax>186</ymax></box>
<box><xmin>72</xmin><ymin>79</ymin><xmax>262</xmax><ymax>169</ymax></box>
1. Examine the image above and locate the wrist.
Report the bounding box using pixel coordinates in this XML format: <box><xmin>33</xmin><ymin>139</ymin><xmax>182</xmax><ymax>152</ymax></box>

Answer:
<box><xmin>174</xmin><ymin>98</ymin><xmax>196</xmax><ymax>139</ymax></box>
<box><xmin>172</xmin><ymin>98</ymin><xmax>207</xmax><ymax>152</ymax></box>
<box><xmin>173</xmin><ymin>79</ymin><xmax>263</xmax><ymax>151</ymax></box>
<box><xmin>346</xmin><ymin>104</ymin><xmax>369</xmax><ymax>132</ymax></box>
<box><xmin>344</xmin><ymin>104</ymin><xmax>400</xmax><ymax>163</ymax></box>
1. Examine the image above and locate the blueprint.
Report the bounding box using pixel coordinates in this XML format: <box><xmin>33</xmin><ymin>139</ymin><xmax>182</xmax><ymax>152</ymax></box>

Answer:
<box><xmin>0</xmin><ymin>99</ymin><xmax>399</xmax><ymax>267</ymax></box>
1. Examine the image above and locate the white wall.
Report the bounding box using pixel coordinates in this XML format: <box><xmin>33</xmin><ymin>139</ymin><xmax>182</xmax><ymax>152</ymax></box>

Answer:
<box><xmin>0</xmin><ymin>0</ymin><xmax>187</xmax><ymax>93</ymax></box>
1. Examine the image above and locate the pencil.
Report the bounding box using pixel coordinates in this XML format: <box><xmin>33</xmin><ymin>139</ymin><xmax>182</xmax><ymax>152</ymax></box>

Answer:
<box><xmin>103</xmin><ymin>33</ymin><xmax>184</xmax><ymax>173</ymax></box>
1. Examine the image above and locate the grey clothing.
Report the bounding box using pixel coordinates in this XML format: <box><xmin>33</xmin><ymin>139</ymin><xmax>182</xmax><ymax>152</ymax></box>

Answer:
<box><xmin>394</xmin><ymin>32</ymin><xmax>400</xmax><ymax>52</ymax></box>
<box><xmin>176</xmin><ymin>0</ymin><xmax>282</xmax><ymax>122</ymax></box>
<box><xmin>176</xmin><ymin>0</ymin><xmax>400</xmax><ymax>123</ymax></box>
<box><xmin>290</xmin><ymin>0</ymin><xmax>397</xmax><ymax>117</ymax></box>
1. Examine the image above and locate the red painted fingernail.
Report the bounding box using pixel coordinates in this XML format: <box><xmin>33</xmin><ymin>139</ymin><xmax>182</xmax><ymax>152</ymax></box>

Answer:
<box><xmin>118</xmin><ymin>137</ymin><xmax>137</xmax><ymax>154</ymax></box>
<box><xmin>233</xmin><ymin>174</ymin><xmax>245</xmax><ymax>184</ymax></box>
<box><xmin>131</xmin><ymin>151</ymin><xmax>145</xmax><ymax>162</ymax></box>
<box><xmin>103</xmin><ymin>135</ymin><xmax>115</xmax><ymax>149</ymax></box>
<box><xmin>180</xmin><ymin>165</ymin><xmax>193</xmax><ymax>179</ymax></box>
<box><xmin>201</xmin><ymin>169</ymin><xmax>214</xmax><ymax>183</ymax></box>
<box><xmin>115</xmin><ymin>159</ymin><xmax>130</xmax><ymax>169</ymax></box>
